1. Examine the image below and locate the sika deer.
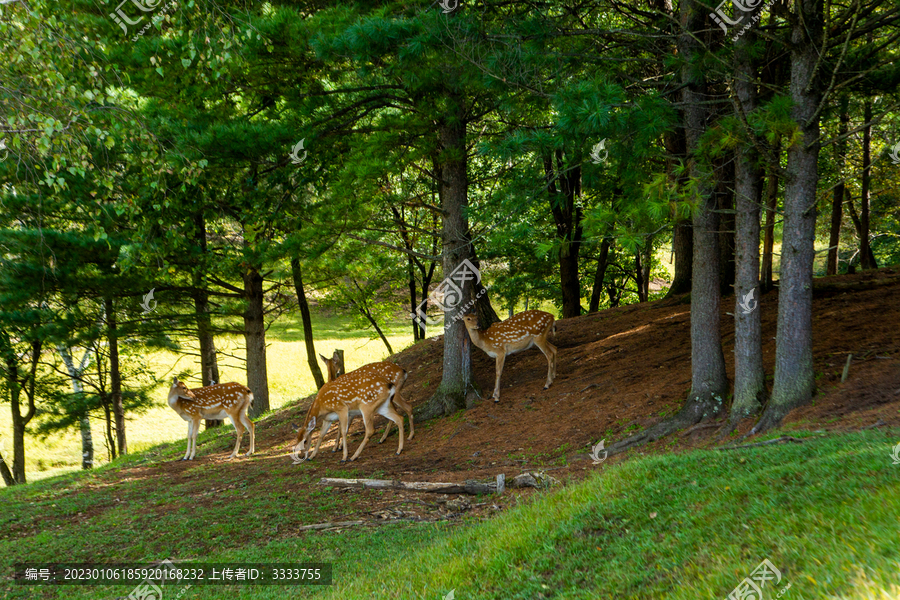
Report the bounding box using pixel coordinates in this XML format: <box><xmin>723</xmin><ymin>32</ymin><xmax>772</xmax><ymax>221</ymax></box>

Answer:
<box><xmin>293</xmin><ymin>371</ymin><xmax>404</xmax><ymax>462</ymax></box>
<box><xmin>167</xmin><ymin>378</ymin><xmax>255</xmax><ymax>460</ymax></box>
<box><xmin>462</xmin><ymin>310</ymin><xmax>557</xmax><ymax>402</ymax></box>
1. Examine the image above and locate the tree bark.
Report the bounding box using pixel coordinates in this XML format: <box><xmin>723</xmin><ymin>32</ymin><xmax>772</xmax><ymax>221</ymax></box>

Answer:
<box><xmin>0</xmin><ymin>451</ymin><xmax>13</xmax><ymax>486</ymax></box>
<box><xmin>543</xmin><ymin>151</ymin><xmax>584</xmax><ymax>319</ymax></box>
<box><xmin>682</xmin><ymin>0</ymin><xmax>728</xmax><ymax>416</ymax></box>
<box><xmin>105</xmin><ymin>296</ymin><xmax>126</xmax><ymax>457</ymax></box>
<box><xmin>826</xmin><ymin>98</ymin><xmax>849</xmax><ymax>276</ymax></box>
<box><xmin>729</xmin><ymin>26</ymin><xmax>766</xmax><ymax>425</ymax></box>
<box><xmin>846</xmin><ymin>192</ymin><xmax>877</xmax><ymax>269</ymax></box>
<box><xmin>290</xmin><ymin>258</ymin><xmax>325</xmax><ymax>389</ymax></box>
<box><xmin>754</xmin><ymin>0</ymin><xmax>823</xmax><ymax>433</ymax></box>
<box><xmin>667</xmin><ymin>218</ymin><xmax>693</xmax><ymax>296</ymax></box>
<box><xmin>860</xmin><ymin>100</ymin><xmax>875</xmax><ymax>270</ymax></box>
<box><xmin>717</xmin><ymin>156</ymin><xmax>736</xmax><ymax>294</ymax></box>
<box><xmin>418</xmin><ymin>100</ymin><xmax>479</xmax><ymax>420</ymax></box>
<box><xmin>760</xmin><ymin>140</ymin><xmax>780</xmax><ymax>291</ymax></box>
<box><xmin>243</xmin><ymin>265</ymin><xmax>269</xmax><ymax>417</ymax></box>
<box><xmin>589</xmin><ymin>239</ymin><xmax>612</xmax><ymax>312</ymax></box>
<box><xmin>3</xmin><ymin>337</ymin><xmax>40</xmax><ymax>484</ymax></box>
<box><xmin>58</xmin><ymin>345</ymin><xmax>95</xmax><ymax>469</ymax></box>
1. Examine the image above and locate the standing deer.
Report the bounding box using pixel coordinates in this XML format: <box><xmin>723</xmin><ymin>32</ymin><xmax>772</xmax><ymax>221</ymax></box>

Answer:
<box><xmin>293</xmin><ymin>370</ymin><xmax>404</xmax><ymax>462</ymax></box>
<box><xmin>462</xmin><ymin>310</ymin><xmax>557</xmax><ymax>402</ymax></box>
<box><xmin>320</xmin><ymin>351</ymin><xmax>414</xmax><ymax>446</ymax></box>
<box><xmin>167</xmin><ymin>378</ymin><xmax>255</xmax><ymax>460</ymax></box>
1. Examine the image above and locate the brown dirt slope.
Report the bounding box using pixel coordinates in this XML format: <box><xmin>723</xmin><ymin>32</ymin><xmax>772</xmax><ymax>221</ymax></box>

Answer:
<box><xmin>250</xmin><ymin>266</ymin><xmax>900</xmax><ymax>484</ymax></box>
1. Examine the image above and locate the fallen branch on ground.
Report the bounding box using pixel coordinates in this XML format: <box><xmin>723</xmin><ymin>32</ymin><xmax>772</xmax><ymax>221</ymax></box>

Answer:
<box><xmin>319</xmin><ymin>476</ymin><xmax>505</xmax><ymax>495</ymax></box>
<box><xmin>717</xmin><ymin>435</ymin><xmax>805</xmax><ymax>450</ymax></box>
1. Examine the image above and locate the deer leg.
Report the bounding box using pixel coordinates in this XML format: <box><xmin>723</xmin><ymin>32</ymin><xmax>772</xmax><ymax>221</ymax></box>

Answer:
<box><xmin>183</xmin><ymin>421</ymin><xmax>193</xmax><ymax>461</ymax></box>
<box><xmin>189</xmin><ymin>418</ymin><xmax>201</xmax><ymax>460</ymax></box>
<box><xmin>339</xmin><ymin>410</ymin><xmax>352</xmax><ymax>462</ymax></box>
<box><xmin>493</xmin><ymin>353</ymin><xmax>507</xmax><ymax>401</ymax></box>
<box><xmin>534</xmin><ymin>336</ymin><xmax>558</xmax><ymax>389</ymax></box>
<box><xmin>333</xmin><ymin>415</ymin><xmax>354</xmax><ymax>452</ymax></box>
<box><xmin>228</xmin><ymin>414</ymin><xmax>243</xmax><ymax>459</ymax></box>
<box><xmin>309</xmin><ymin>418</ymin><xmax>332</xmax><ymax>461</ymax></box>
<box><xmin>349</xmin><ymin>409</ymin><xmax>376</xmax><ymax>461</ymax></box>
<box><xmin>386</xmin><ymin>392</ymin><xmax>414</xmax><ymax>441</ymax></box>
<box><xmin>380</xmin><ymin>402</ymin><xmax>405</xmax><ymax>456</ymax></box>
<box><xmin>240</xmin><ymin>412</ymin><xmax>255</xmax><ymax>456</ymax></box>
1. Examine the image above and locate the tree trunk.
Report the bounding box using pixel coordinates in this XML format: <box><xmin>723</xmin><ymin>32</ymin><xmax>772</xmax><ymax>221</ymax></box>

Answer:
<box><xmin>860</xmin><ymin>100</ymin><xmax>875</xmax><ymax>270</ymax></box>
<box><xmin>408</xmin><ymin>258</ymin><xmax>420</xmax><ymax>341</ymax></box>
<box><xmin>717</xmin><ymin>156</ymin><xmax>736</xmax><ymax>294</ymax></box>
<box><xmin>753</xmin><ymin>0</ymin><xmax>823</xmax><ymax>433</ymax></box>
<box><xmin>4</xmin><ymin>339</ymin><xmax>40</xmax><ymax>484</ymax></box>
<box><xmin>58</xmin><ymin>345</ymin><xmax>95</xmax><ymax>469</ymax></box>
<box><xmin>730</xmin><ymin>28</ymin><xmax>766</xmax><ymax>425</ymax></box>
<box><xmin>193</xmin><ymin>211</ymin><xmax>222</xmax><ymax>428</ymax></box>
<box><xmin>635</xmin><ymin>249</ymin><xmax>647</xmax><ymax>302</ymax></box>
<box><xmin>105</xmin><ymin>296</ymin><xmax>126</xmax><ymax>457</ymax></box>
<box><xmin>760</xmin><ymin>140</ymin><xmax>780</xmax><ymax>291</ymax></box>
<box><xmin>543</xmin><ymin>151</ymin><xmax>584</xmax><ymax>319</ymax></box>
<box><xmin>641</xmin><ymin>237</ymin><xmax>652</xmax><ymax>301</ymax></box>
<box><xmin>290</xmin><ymin>258</ymin><xmax>325</xmax><ymax>389</ymax></box>
<box><xmin>243</xmin><ymin>266</ymin><xmax>269</xmax><ymax>418</ymax></box>
<box><xmin>846</xmin><ymin>192</ymin><xmax>877</xmax><ymax>269</ymax></box>
<box><xmin>417</xmin><ymin>102</ymin><xmax>478</xmax><ymax>420</ymax></box>
<box><xmin>102</xmin><ymin>399</ymin><xmax>116</xmax><ymax>461</ymax></box>
<box><xmin>589</xmin><ymin>239</ymin><xmax>612</xmax><ymax>312</ymax></box>
<box><xmin>0</xmin><ymin>450</ymin><xmax>13</xmax><ymax>486</ymax></box>
<box><xmin>826</xmin><ymin>98</ymin><xmax>849</xmax><ymax>276</ymax></box>
<box><xmin>682</xmin><ymin>0</ymin><xmax>728</xmax><ymax>416</ymax></box>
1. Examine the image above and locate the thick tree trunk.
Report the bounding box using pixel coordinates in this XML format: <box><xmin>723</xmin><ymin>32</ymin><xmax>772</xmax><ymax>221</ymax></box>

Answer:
<box><xmin>826</xmin><ymin>99</ymin><xmax>849</xmax><ymax>276</ymax></box>
<box><xmin>860</xmin><ymin>100</ymin><xmax>875</xmax><ymax>270</ymax></box>
<box><xmin>717</xmin><ymin>156</ymin><xmax>736</xmax><ymax>294</ymax></box>
<box><xmin>682</xmin><ymin>0</ymin><xmax>728</xmax><ymax>416</ymax></box>
<box><xmin>243</xmin><ymin>266</ymin><xmax>269</xmax><ymax>418</ymax></box>
<box><xmin>754</xmin><ymin>0</ymin><xmax>823</xmax><ymax>433</ymax></box>
<box><xmin>290</xmin><ymin>258</ymin><xmax>325</xmax><ymax>389</ymax></box>
<box><xmin>105</xmin><ymin>296</ymin><xmax>126</xmax><ymax>457</ymax></box>
<box><xmin>667</xmin><ymin>218</ymin><xmax>693</xmax><ymax>296</ymax></box>
<box><xmin>730</xmin><ymin>28</ymin><xmax>766</xmax><ymax>425</ymax></box>
<box><xmin>589</xmin><ymin>239</ymin><xmax>612</xmax><ymax>313</ymax></box>
<box><xmin>760</xmin><ymin>141</ymin><xmax>780</xmax><ymax>291</ymax></box>
<box><xmin>418</xmin><ymin>104</ymin><xmax>479</xmax><ymax>420</ymax></box>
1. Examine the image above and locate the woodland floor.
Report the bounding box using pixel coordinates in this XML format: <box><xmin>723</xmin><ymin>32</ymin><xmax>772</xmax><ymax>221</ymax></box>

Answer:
<box><xmin>76</xmin><ymin>266</ymin><xmax>900</xmax><ymax>532</ymax></box>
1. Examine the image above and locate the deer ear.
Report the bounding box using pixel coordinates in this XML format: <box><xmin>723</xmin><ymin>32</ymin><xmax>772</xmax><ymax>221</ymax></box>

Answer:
<box><xmin>172</xmin><ymin>376</ymin><xmax>179</xmax><ymax>385</ymax></box>
<box><xmin>319</xmin><ymin>354</ymin><xmax>327</xmax><ymax>363</ymax></box>
<box><xmin>307</xmin><ymin>417</ymin><xmax>316</xmax><ymax>431</ymax></box>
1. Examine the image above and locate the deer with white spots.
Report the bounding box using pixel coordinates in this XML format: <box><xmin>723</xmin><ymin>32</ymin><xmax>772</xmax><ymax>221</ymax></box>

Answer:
<box><xmin>462</xmin><ymin>310</ymin><xmax>557</xmax><ymax>402</ymax></box>
<box><xmin>293</xmin><ymin>370</ymin><xmax>404</xmax><ymax>462</ymax></box>
<box><xmin>167</xmin><ymin>378</ymin><xmax>255</xmax><ymax>460</ymax></box>
<box><xmin>319</xmin><ymin>351</ymin><xmax>415</xmax><ymax>447</ymax></box>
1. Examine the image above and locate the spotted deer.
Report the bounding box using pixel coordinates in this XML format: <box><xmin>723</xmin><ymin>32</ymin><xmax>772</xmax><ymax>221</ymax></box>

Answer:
<box><xmin>293</xmin><ymin>370</ymin><xmax>404</xmax><ymax>462</ymax></box>
<box><xmin>462</xmin><ymin>310</ymin><xmax>557</xmax><ymax>402</ymax></box>
<box><xmin>320</xmin><ymin>351</ymin><xmax>414</xmax><ymax>447</ymax></box>
<box><xmin>167</xmin><ymin>378</ymin><xmax>255</xmax><ymax>460</ymax></box>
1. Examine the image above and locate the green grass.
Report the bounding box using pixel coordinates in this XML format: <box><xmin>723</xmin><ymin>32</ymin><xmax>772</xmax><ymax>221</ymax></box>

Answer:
<box><xmin>2</xmin><ymin>429</ymin><xmax>899</xmax><ymax>599</ymax></box>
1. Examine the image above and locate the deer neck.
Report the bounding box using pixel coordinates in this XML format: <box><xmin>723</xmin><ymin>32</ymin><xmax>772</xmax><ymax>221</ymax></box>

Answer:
<box><xmin>466</xmin><ymin>326</ymin><xmax>494</xmax><ymax>354</ymax></box>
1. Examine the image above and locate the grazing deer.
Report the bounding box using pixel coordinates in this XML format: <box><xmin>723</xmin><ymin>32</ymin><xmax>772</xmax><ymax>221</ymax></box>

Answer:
<box><xmin>167</xmin><ymin>378</ymin><xmax>255</xmax><ymax>460</ymax></box>
<box><xmin>461</xmin><ymin>310</ymin><xmax>557</xmax><ymax>402</ymax></box>
<box><xmin>320</xmin><ymin>351</ymin><xmax>415</xmax><ymax>446</ymax></box>
<box><xmin>293</xmin><ymin>370</ymin><xmax>404</xmax><ymax>462</ymax></box>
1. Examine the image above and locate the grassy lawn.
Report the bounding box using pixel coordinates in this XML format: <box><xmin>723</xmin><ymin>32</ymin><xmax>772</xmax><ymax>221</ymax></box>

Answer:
<box><xmin>2</xmin><ymin>429</ymin><xmax>899</xmax><ymax>599</ymax></box>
